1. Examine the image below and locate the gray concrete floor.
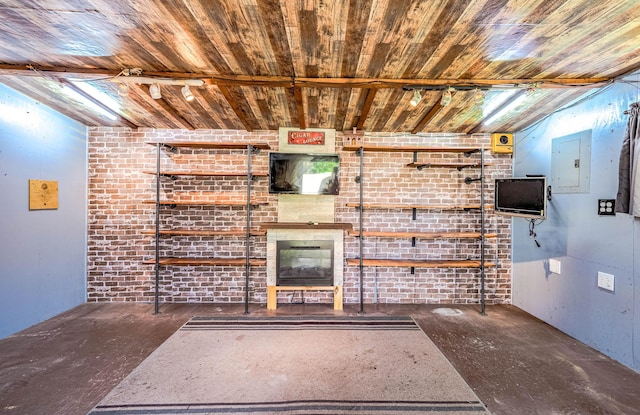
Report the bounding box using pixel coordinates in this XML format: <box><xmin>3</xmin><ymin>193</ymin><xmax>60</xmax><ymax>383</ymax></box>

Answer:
<box><xmin>0</xmin><ymin>303</ymin><xmax>639</xmax><ymax>415</ymax></box>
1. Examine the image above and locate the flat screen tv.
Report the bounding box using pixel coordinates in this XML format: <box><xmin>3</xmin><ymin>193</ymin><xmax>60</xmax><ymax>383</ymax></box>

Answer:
<box><xmin>494</xmin><ymin>177</ymin><xmax>547</xmax><ymax>219</ymax></box>
<box><xmin>269</xmin><ymin>153</ymin><xmax>340</xmax><ymax>195</ymax></box>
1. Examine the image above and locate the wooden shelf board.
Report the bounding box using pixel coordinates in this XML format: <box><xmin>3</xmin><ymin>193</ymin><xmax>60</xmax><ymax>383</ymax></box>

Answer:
<box><xmin>143</xmin><ymin>171</ymin><xmax>268</xmax><ymax>177</ymax></box>
<box><xmin>346</xmin><ymin>203</ymin><xmax>484</xmax><ymax>210</ymax></box>
<box><xmin>405</xmin><ymin>162</ymin><xmax>493</xmax><ymax>169</ymax></box>
<box><xmin>141</xmin><ymin>229</ymin><xmax>266</xmax><ymax>236</ymax></box>
<box><xmin>342</xmin><ymin>145</ymin><xmax>481</xmax><ymax>153</ymax></box>
<box><xmin>347</xmin><ymin>231</ymin><xmax>498</xmax><ymax>239</ymax></box>
<box><xmin>146</xmin><ymin>141</ymin><xmax>270</xmax><ymax>150</ymax></box>
<box><xmin>143</xmin><ymin>200</ymin><xmax>268</xmax><ymax>206</ymax></box>
<box><xmin>261</xmin><ymin>222</ymin><xmax>353</xmax><ymax>230</ymax></box>
<box><xmin>143</xmin><ymin>257</ymin><xmax>266</xmax><ymax>266</ymax></box>
<box><xmin>346</xmin><ymin>258</ymin><xmax>496</xmax><ymax>268</ymax></box>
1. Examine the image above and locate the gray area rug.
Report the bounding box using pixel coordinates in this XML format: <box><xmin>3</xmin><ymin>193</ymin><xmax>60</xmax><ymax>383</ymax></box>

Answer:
<box><xmin>88</xmin><ymin>316</ymin><xmax>488</xmax><ymax>414</ymax></box>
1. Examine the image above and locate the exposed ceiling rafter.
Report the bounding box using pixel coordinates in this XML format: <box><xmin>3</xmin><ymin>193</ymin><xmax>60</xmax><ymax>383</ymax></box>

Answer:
<box><xmin>0</xmin><ymin>64</ymin><xmax>612</xmax><ymax>90</ymax></box>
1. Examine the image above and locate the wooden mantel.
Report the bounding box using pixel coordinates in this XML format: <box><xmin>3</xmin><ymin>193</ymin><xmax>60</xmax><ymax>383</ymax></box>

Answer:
<box><xmin>260</xmin><ymin>222</ymin><xmax>353</xmax><ymax>230</ymax></box>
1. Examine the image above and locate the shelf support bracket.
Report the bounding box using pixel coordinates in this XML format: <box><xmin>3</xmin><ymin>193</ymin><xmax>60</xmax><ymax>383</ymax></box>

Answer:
<box><xmin>456</xmin><ymin>164</ymin><xmax>478</xmax><ymax>171</ymax></box>
<box><xmin>160</xmin><ymin>143</ymin><xmax>177</xmax><ymax>153</ymax></box>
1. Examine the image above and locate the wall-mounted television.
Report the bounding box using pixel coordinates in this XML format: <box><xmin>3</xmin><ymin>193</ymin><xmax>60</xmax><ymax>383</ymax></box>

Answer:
<box><xmin>495</xmin><ymin>177</ymin><xmax>547</xmax><ymax>219</ymax></box>
<box><xmin>269</xmin><ymin>153</ymin><xmax>340</xmax><ymax>195</ymax></box>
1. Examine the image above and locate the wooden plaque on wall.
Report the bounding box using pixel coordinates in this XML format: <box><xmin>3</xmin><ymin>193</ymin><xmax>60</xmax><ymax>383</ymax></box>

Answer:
<box><xmin>29</xmin><ymin>179</ymin><xmax>58</xmax><ymax>210</ymax></box>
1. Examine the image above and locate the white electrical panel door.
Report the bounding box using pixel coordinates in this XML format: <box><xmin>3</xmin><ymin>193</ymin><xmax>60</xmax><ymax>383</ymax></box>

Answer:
<box><xmin>551</xmin><ymin>130</ymin><xmax>591</xmax><ymax>193</ymax></box>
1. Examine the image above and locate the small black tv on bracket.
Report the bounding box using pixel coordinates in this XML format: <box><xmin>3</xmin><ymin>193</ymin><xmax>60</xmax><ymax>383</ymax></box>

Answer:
<box><xmin>494</xmin><ymin>176</ymin><xmax>548</xmax><ymax>219</ymax></box>
<box><xmin>269</xmin><ymin>153</ymin><xmax>340</xmax><ymax>195</ymax></box>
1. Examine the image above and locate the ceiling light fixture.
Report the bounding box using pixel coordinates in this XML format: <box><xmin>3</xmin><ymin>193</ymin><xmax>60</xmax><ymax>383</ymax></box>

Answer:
<box><xmin>117</xmin><ymin>82</ymin><xmax>129</xmax><ymax>97</ymax></box>
<box><xmin>409</xmin><ymin>90</ymin><xmax>422</xmax><ymax>106</ymax></box>
<box><xmin>62</xmin><ymin>84</ymin><xmax>118</xmax><ymax>121</ymax></box>
<box><xmin>526</xmin><ymin>82</ymin><xmax>542</xmax><ymax>96</ymax></box>
<box><xmin>473</xmin><ymin>89</ymin><xmax>484</xmax><ymax>106</ymax></box>
<box><xmin>181</xmin><ymin>85</ymin><xmax>195</xmax><ymax>101</ymax></box>
<box><xmin>484</xmin><ymin>92</ymin><xmax>529</xmax><ymax>126</ymax></box>
<box><xmin>149</xmin><ymin>83</ymin><xmax>162</xmax><ymax>99</ymax></box>
<box><xmin>440</xmin><ymin>87</ymin><xmax>453</xmax><ymax>106</ymax></box>
<box><xmin>108</xmin><ymin>74</ymin><xmax>205</xmax><ymax>100</ymax></box>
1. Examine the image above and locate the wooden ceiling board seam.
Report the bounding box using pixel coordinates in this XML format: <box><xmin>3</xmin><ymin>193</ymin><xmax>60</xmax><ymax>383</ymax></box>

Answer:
<box><xmin>147</xmin><ymin>1</ymin><xmax>227</xmax><ymax>72</ymax></box>
<box><xmin>401</xmin><ymin>0</ymin><xmax>478</xmax><ymax>78</ymax></box>
<box><xmin>197</xmin><ymin>86</ymin><xmax>246</xmax><ymax>130</ymax></box>
<box><xmin>255</xmin><ymin>0</ymin><xmax>296</xmax><ymax>77</ymax></box>
<box><xmin>128</xmin><ymin>83</ymin><xmax>194</xmax><ymax>129</ymax></box>
<box><xmin>217</xmin><ymin>85</ymin><xmax>258</xmax><ymax>132</ymax></box>
<box><xmin>339</xmin><ymin>0</ymin><xmax>373</xmax><ymax>78</ymax></box>
<box><xmin>116</xmin><ymin>85</ymin><xmax>180</xmax><ymax>129</ymax></box>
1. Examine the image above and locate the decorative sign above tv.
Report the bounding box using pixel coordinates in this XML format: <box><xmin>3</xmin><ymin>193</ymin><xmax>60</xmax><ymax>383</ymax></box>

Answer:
<box><xmin>287</xmin><ymin>130</ymin><xmax>325</xmax><ymax>145</ymax></box>
<box><xmin>269</xmin><ymin>153</ymin><xmax>340</xmax><ymax>195</ymax></box>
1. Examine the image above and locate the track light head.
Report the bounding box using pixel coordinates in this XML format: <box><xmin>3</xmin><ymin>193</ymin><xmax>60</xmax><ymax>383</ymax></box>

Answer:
<box><xmin>409</xmin><ymin>90</ymin><xmax>422</xmax><ymax>107</ymax></box>
<box><xmin>149</xmin><ymin>83</ymin><xmax>162</xmax><ymax>99</ymax></box>
<box><xmin>117</xmin><ymin>82</ymin><xmax>129</xmax><ymax>97</ymax></box>
<box><xmin>473</xmin><ymin>89</ymin><xmax>484</xmax><ymax>106</ymax></box>
<box><xmin>441</xmin><ymin>87</ymin><xmax>453</xmax><ymax>107</ymax></box>
<box><xmin>181</xmin><ymin>85</ymin><xmax>195</xmax><ymax>101</ymax></box>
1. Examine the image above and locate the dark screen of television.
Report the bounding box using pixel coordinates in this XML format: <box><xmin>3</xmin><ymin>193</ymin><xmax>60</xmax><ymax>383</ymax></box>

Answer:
<box><xmin>269</xmin><ymin>153</ymin><xmax>339</xmax><ymax>195</ymax></box>
<box><xmin>496</xmin><ymin>179</ymin><xmax>545</xmax><ymax>213</ymax></box>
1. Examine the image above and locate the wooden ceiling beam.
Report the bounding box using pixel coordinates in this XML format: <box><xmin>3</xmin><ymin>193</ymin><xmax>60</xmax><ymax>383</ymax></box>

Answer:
<box><xmin>356</xmin><ymin>89</ymin><xmax>377</xmax><ymax>131</ymax></box>
<box><xmin>293</xmin><ymin>86</ymin><xmax>306</xmax><ymax>130</ymax></box>
<box><xmin>0</xmin><ymin>64</ymin><xmax>611</xmax><ymax>89</ymax></box>
<box><xmin>411</xmin><ymin>100</ymin><xmax>452</xmax><ymax>135</ymax></box>
<box><xmin>127</xmin><ymin>84</ymin><xmax>195</xmax><ymax>130</ymax></box>
<box><xmin>217</xmin><ymin>85</ymin><xmax>255</xmax><ymax>132</ymax></box>
<box><xmin>152</xmin><ymin>97</ymin><xmax>196</xmax><ymax>130</ymax></box>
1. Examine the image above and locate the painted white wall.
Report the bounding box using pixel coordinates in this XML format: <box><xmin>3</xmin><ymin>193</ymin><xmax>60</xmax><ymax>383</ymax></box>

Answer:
<box><xmin>512</xmin><ymin>78</ymin><xmax>640</xmax><ymax>372</ymax></box>
<box><xmin>0</xmin><ymin>84</ymin><xmax>87</xmax><ymax>339</ymax></box>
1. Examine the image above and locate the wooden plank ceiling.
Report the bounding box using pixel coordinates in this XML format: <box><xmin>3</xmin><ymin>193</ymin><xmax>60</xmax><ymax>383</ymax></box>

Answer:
<box><xmin>0</xmin><ymin>0</ymin><xmax>639</xmax><ymax>133</ymax></box>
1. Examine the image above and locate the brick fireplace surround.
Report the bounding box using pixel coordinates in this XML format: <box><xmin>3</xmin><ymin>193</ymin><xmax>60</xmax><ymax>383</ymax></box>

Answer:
<box><xmin>87</xmin><ymin>128</ymin><xmax>512</xmax><ymax>306</ymax></box>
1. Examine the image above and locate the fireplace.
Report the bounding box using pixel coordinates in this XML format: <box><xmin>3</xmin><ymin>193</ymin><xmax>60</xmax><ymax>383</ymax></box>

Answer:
<box><xmin>276</xmin><ymin>240</ymin><xmax>334</xmax><ymax>286</ymax></box>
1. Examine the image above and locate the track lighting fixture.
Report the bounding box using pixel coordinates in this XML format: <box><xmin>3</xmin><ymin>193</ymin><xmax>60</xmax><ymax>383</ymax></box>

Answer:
<box><xmin>526</xmin><ymin>82</ymin><xmax>542</xmax><ymax>96</ymax></box>
<box><xmin>181</xmin><ymin>85</ymin><xmax>195</xmax><ymax>101</ymax></box>
<box><xmin>440</xmin><ymin>87</ymin><xmax>453</xmax><ymax>107</ymax></box>
<box><xmin>409</xmin><ymin>90</ymin><xmax>422</xmax><ymax>107</ymax></box>
<box><xmin>109</xmin><ymin>73</ymin><xmax>205</xmax><ymax>101</ymax></box>
<box><xmin>149</xmin><ymin>83</ymin><xmax>162</xmax><ymax>99</ymax></box>
<box><xmin>473</xmin><ymin>89</ymin><xmax>484</xmax><ymax>106</ymax></box>
<box><xmin>117</xmin><ymin>82</ymin><xmax>129</xmax><ymax>97</ymax></box>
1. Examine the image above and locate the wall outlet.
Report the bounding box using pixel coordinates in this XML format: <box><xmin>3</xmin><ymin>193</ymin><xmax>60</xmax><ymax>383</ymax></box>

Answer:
<box><xmin>597</xmin><ymin>272</ymin><xmax>614</xmax><ymax>291</ymax></box>
<box><xmin>549</xmin><ymin>259</ymin><xmax>561</xmax><ymax>274</ymax></box>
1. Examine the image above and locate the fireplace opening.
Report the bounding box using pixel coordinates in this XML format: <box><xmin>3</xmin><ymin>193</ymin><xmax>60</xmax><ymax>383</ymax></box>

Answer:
<box><xmin>276</xmin><ymin>240</ymin><xmax>334</xmax><ymax>286</ymax></box>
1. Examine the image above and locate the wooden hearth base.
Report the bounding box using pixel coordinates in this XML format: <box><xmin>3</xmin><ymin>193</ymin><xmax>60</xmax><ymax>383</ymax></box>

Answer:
<box><xmin>267</xmin><ymin>285</ymin><xmax>343</xmax><ymax>311</ymax></box>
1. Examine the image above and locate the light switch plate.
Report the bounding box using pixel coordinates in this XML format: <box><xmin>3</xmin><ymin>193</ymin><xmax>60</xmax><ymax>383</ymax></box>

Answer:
<box><xmin>549</xmin><ymin>259</ymin><xmax>561</xmax><ymax>274</ymax></box>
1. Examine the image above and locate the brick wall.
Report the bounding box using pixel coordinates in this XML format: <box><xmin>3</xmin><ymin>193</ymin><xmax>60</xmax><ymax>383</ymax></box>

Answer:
<box><xmin>87</xmin><ymin>128</ymin><xmax>512</xmax><ymax>305</ymax></box>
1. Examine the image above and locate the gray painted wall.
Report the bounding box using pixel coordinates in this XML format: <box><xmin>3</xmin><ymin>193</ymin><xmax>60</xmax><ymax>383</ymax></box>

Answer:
<box><xmin>0</xmin><ymin>84</ymin><xmax>87</xmax><ymax>339</ymax></box>
<box><xmin>512</xmin><ymin>80</ymin><xmax>640</xmax><ymax>372</ymax></box>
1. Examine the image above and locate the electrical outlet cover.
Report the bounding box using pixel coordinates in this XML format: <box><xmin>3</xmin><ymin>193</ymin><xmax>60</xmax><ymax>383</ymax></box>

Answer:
<box><xmin>597</xmin><ymin>272</ymin><xmax>614</xmax><ymax>291</ymax></box>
